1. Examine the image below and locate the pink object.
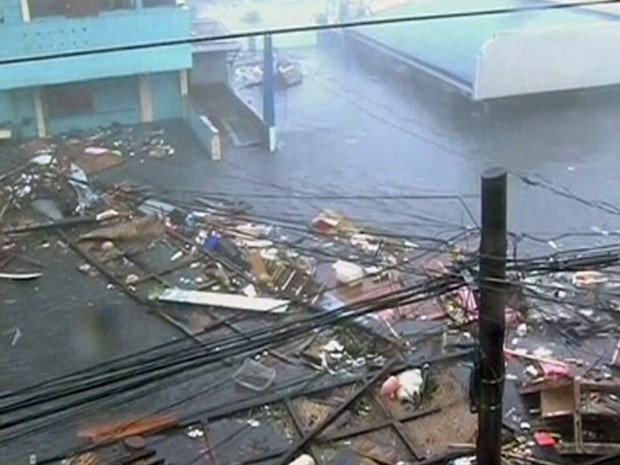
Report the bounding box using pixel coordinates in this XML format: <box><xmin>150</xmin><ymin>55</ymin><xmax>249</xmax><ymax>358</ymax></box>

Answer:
<box><xmin>505</xmin><ymin>307</ymin><xmax>521</xmax><ymax>327</ymax></box>
<box><xmin>534</xmin><ymin>432</ymin><xmax>556</xmax><ymax>448</ymax></box>
<box><xmin>457</xmin><ymin>287</ymin><xmax>478</xmax><ymax>318</ymax></box>
<box><xmin>378</xmin><ymin>309</ymin><xmax>397</xmax><ymax>322</ymax></box>
<box><xmin>380</xmin><ymin>376</ymin><xmax>401</xmax><ymax>398</ymax></box>
<box><xmin>540</xmin><ymin>362</ymin><xmax>571</xmax><ymax>379</ymax></box>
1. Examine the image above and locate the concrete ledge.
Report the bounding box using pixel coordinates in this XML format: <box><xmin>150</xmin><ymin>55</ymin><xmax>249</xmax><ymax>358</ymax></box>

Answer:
<box><xmin>186</xmin><ymin>101</ymin><xmax>222</xmax><ymax>160</ymax></box>
<box><xmin>343</xmin><ymin>29</ymin><xmax>472</xmax><ymax>95</ymax></box>
<box><xmin>230</xmin><ymin>89</ymin><xmax>268</xmax><ymax>144</ymax></box>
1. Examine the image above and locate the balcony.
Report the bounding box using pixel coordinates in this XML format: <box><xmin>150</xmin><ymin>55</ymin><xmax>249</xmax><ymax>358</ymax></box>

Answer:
<box><xmin>0</xmin><ymin>2</ymin><xmax>192</xmax><ymax>90</ymax></box>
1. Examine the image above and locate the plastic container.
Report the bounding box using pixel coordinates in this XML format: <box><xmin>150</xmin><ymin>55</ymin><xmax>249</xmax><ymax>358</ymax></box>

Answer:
<box><xmin>205</xmin><ymin>232</ymin><xmax>220</xmax><ymax>252</ymax></box>
<box><xmin>332</xmin><ymin>260</ymin><xmax>364</xmax><ymax>286</ymax></box>
<box><xmin>233</xmin><ymin>358</ymin><xmax>276</xmax><ymax>392</ymax></box>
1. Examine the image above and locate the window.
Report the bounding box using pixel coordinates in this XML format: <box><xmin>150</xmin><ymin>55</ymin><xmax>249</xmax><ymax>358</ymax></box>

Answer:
<box><xmin>29</xmin><ymin>0</ymin><xmax>67</xmax><ymax>17</ymax></box>
<box><xmin>143</xmin><ymin>0</ymin><xmax>176</xmax><ymax>7</ymax></box>
<box><xmin>29</xmin><ymin>0</ymin><xmax>134</xmax><ymax>18</ymax></box>
<box><xmin>46</xmin><ymin>84</ymin><xmax>95</xmax><ymax>119</ymax></box>
<box><xmin>99</xmin><ymin>0</ymin><xmax>133</xmax><ymax>12</ymax></box>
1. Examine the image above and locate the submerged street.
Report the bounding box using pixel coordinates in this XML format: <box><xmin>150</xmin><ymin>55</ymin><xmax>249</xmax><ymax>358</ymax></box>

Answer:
<box><xmin>1</xmin><ymin>29</ymin><xmax>620</xmax><ymax>465</ymax></box>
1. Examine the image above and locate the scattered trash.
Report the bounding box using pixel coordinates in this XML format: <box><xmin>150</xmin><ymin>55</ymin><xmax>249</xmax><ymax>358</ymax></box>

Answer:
<box><xmin>233</xmin><ymin>358</ymin><xmax>276</xmax><ymax>392</ymax></box>
<box><xmin>95</xmin><ymin>209</ymin><xmax>120</xmax><ymax>222</ymax></box>
<box><xmin>125</xmin><ymin>274</ymin><xmax>139</xmax><ymax>285</ymax></box>
<box><xmin>79</xmin><ymin>216</ymin><xmax>165</xmax><ymax>242</ymax></box>
<box><xmin>322</xmin><ymin>340</ymin><xmax>344</xmax><ymax>353</ymax></box>
<box><xmin>4</xmin><ymin>327</ymin><xmax>22</xmax><ymax>346</ymax></box>
<box><xmin>242</xmin><ymin>284</ymin><xmax>258</xmax><ymax>297</ymax></box>
<box><xmin>187</xmin><ymin>426</ymin><xmax>204</xmax><ymax>439</ymax></box>
<box><xmin>572</xmin><ymin>270</ymin><xmax>607</xmax><ymax>288</ymax></box>
<box><xmin>0</xmin><ymin>272</ymin><xmax>43</xmax><ymax>281</ymax></box>
<box><xmin>395</xmin><ymin>366</ymin><xmax>427</xmax><ymax>404</ymax></box>
<box><xmin>333</xmin><ymin>260</ymin><xmax>364</xmax><ymax>286</ymax></box>
<box><xmin>287</xmin><ymin>454</ymin><xmax>316</xmax><ymax>465</ymax></box>
<box><xmin>3</xmin><ymin>123</ymin><xmax>620</xmax><ymax>465</ymax></box>
<box><xmin>534</xmin><ymin>431</ymin><xmax>556</xmax><ymax>448</ymax></box>
<box><xmin>515</xmin><ymin>323</ymin><xmax>528</xmax><ymax>337</ymax></box>
<box><xmin>101</xmin><ymin>241</ymin><xmax>115</xmax><ymax>252</ymax></box>
<box><xmin>380</xmin><ymin>375</ymin><xmax>400</xmax><ymax>399</ymax></box>
<box><xmin>159</xmin><ymin>288</ymin><xmax>290</xmax><ymax>313</ymax></box>
<box><xmin>450</xmin><ymin>457</ymin><xmax>474</xmax><ymax>465</ymax></box>
<box><xmin>78</xmin><ymin>263</ymin><xmax>93</xmax><ymax>274</ymax></box>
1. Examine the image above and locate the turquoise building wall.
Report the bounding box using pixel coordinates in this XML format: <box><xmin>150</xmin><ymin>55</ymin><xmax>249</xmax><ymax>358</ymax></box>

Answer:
<box><xmin>0</xmin><ymin>0</ymin><xmax>192</xmax><ymax>137</ymax></box>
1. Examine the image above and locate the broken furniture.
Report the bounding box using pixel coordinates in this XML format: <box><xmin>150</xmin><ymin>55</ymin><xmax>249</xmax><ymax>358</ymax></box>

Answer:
<box><xmin>521</xmin><ymin>377</ymin><xmax>620</xmax><ymax>455</ymax></box>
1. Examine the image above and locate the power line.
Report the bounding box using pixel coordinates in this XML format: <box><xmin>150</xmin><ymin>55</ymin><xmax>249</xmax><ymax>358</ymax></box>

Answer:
<box><xmin>1</xmin><ymin>0</ymin><xmax>618</xmax><ymax>65</ymax></box>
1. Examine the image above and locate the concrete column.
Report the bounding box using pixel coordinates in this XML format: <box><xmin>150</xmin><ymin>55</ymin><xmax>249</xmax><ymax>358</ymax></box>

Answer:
<box><xmin>135</xmin><ymin>0</ymin><xmax>143</xmax><ymax>9</ymax></box>
<box><xmin>263</xmin><ymin>34</ymin><xmax>276</xmax><ymax>153</ymax></box>
<box><xmin>33</xmin><ymin>88</ymin><xmax>46</xmax><ymax>138</ymax></box>
<box><xmin>179</xmin><ymin>70</ymin><xmax>189</xmax><ymax>118</ymax></box>
<box><xmin>139</xmin><ymin>75</ymin><xmax>154</xmax><ymax>123</ymax></box>
<box><xmin>180</xmin><ymin>70</ymin><xmax>189</xmax><ymax>97</ymax></box>
<box><xmin>20</xmin><ymin>0</ymin><xmax>31</xmax><ymax>23</ymax></box>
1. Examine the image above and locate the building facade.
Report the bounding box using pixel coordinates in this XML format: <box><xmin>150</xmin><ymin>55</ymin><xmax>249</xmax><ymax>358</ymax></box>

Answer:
<box><xmin>0</xmin><ymin>0</ymin><xmax>192</xmax><ymax>138</ymax></box>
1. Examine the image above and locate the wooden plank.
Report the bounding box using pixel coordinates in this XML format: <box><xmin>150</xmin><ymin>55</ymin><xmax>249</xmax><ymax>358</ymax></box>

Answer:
<box><xmin>373</xmin><ymin>393</ymin><xmax>426</xmax><ymax>461</ymax></box>
<box><xmin>78</xmin><ymin>414</ymin><xmax>178</xmax><ymax>443</ymax></box>
<box><xmin>158</xmin><ymin>288</ymin><xmax>290</xmax><ymax>313</ymax></box>
<box><xmin>523</xmin><ymin>378</ymin><xmax>620</xmax><ymax>396</ymax></box>
<box><xmin>541</xmin><ymin>384</ymin><xmax>574</xmax><ymax>418</ymax></box>
<box><xmin>557</xmin><ymin>443</ymin><xmax>620</xmax><ymax>456</ymax></box>
<box><xmin>273</xmin><ymin>359</ymin><xmax>399</xmax><ymax>465</ymax></box>
<box><xmin>521</xmin><ymin>378</ymin><xmax>573</xmax><ymax>395</ymax></box>
<box><xmin>574</xmin><ymin>378</ymin><xmax>583</xmax><ymax>454</ymax></box>
<box><xmin>318</xmin><ymin>406</ymin><xmax>440</xmax><ymax>442</ymax></box>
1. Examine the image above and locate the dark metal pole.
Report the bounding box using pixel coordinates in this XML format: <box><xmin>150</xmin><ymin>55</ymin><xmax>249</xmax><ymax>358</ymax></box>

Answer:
<box><xmin>477</xmin><ymin>168</ymin><xmax>507</xmax><ymax>465</ymax></box>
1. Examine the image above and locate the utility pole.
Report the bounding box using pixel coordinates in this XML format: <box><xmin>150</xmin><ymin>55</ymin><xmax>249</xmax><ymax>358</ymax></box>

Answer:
<box><xmin>263</xmin><ymin>33</ymin><xmax>276</xmax><ymax>153</ymax></box>
<box><xmin>477</xmin><ymin>168</ymin><xmax>507</xmax><ymax>465</ymax></box>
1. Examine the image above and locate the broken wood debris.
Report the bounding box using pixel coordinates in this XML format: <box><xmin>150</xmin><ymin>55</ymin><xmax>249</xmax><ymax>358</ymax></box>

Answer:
<box><xmin>3</xmin><ymin>123</ymin><xmax>620</xmax><ymax>465</ymax></box>
<box><xmin>158</xmin><ymin>288</ymin><xmax>290</xmax><ymax>313</ymax></box>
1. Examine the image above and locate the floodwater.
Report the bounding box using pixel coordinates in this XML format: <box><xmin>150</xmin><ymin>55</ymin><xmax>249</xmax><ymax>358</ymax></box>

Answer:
<box><xmin>2</xmin><ymin>37</ymin><xmax>620</xmax><ymax>463</ymax></box>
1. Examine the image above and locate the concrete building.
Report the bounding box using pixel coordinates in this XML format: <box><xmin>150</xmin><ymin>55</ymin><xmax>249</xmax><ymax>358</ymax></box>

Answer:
<box><xmin>0</xmin><ymin>0</ymin><xmax>192</xmax><ymax>138</ymax></box>
<box><xmin>347</xmin><ymin>0</ymin><xmax>620</xmax><ymax>100</ymax></box>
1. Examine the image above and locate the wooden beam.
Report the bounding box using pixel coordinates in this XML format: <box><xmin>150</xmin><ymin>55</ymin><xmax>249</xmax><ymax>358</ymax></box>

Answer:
<box><xmin>318</xmin><ymin>406</ymin><xmax>440</xmax><ymax>442</ymax></box>
<box><xmin>557</xmin><ymin>443</ymin><xmax>620</xmax><ymax>456</ymax></box>
<box><xmin>574</xmin><ymin>377</ymin><xmax>583</xmax><ymax>454</ymax></box>
<box><xmin>273</xmin><ymin>358</ymin><xmax>399</xmax><ymax>465</ymax></box>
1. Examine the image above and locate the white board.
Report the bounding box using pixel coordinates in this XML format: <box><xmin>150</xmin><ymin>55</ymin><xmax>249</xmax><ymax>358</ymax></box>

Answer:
<box><xmin>159</xmin><ymin>288</ymin><xmax>289</xmax><ymax>313</ymax></box>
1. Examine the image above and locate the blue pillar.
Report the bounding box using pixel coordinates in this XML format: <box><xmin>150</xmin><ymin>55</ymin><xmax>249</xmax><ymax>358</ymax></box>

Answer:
<box><xmin>135</xmin><ymin>0</ymin><xmax>143</xmax><ymax>9</ymax></box>
<box><xmin>263</xmin><ymin>34</ymin><xmax>276</xmax><ymax>152</ymax></box>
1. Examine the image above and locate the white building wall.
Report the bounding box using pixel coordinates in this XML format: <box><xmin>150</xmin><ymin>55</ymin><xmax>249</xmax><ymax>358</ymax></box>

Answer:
<box><xmin>474</xmin><ymin>23</ymin><xmax>620</xmax><ymax>100</ymax></box>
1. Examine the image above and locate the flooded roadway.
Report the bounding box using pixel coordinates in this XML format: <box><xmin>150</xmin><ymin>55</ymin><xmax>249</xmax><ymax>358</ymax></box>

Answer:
<box><xmin>1</xmin><ymin>40</ymin><xmax>619</xmax><ymax>463</ymax></box>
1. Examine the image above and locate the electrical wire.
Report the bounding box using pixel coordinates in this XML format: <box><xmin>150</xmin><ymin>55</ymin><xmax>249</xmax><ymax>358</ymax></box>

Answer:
<box><xmin>0</xmin><ymin>270</ymin><xmax>462</xmax><ymax>427</ymax></box>
<box><xmin>511</xmin><ymin>171</ymin><xmax>620</xmax><ymax>218</ymax></box>
<box><xmin>3</xmin><ymin>243</ymin><xmax>618</xmax><ymax>438</ymax></box>
<box><xmin>1</xmin><ymin>0</ymin><xmax>619</xmax><ymax>65</ymax></box>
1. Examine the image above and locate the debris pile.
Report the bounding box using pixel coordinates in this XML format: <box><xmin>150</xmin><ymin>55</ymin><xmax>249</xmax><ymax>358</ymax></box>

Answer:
<box><xmin>2</xmin><ymin>124</ymin><xmax>620</xmax><ymax>465</ymax></box>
